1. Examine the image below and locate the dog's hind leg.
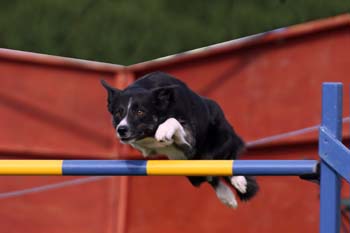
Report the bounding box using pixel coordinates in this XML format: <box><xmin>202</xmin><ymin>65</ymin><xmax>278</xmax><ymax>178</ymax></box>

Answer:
<box><xmin>224</xmin><ymin>176</ymin><xmax>259</xmax><ymax>201</ymax></box>
<box><xmin>230</xmin><ymin>176</ymin><xmax>247</xmax><ymax>193</ymax></box>
<box><xmin>209</xmin><ymin>177</ymin><xmax>238</xmax><ymax>208</ymax></box>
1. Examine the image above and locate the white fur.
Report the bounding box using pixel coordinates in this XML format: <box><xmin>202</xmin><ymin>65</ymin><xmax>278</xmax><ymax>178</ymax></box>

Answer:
<box><xmin>215</xmin><ymin>180</ymin><xmax>238</xmax><ymax>208</ymax></box>
<box><xmin>129</xmin><ymin>118</ymin><xmax>190</xmax><ymax>160</ymax></box>
<box><xmin>118</xmin><ymin>117</ymin><xmax>128</xmax><ymax>127</ymax></box>
<box><xmin>116</xmin><ymin>98</ymin><xmax>132</xmax><ymax>137</ymax></box>
<box><xmin>130</xmin><ymin>137</ymin><xmax>187</xmax><ymax>160</ymax></box>
<box><xmin>230</xmin><ymin>176</ymin><xmax>247</xmax><ymax>194</ymax></box>
<box><xmin>155</xmin><ymin>118</ymin><xmax>189</xmax><ymax>146</ymax></box>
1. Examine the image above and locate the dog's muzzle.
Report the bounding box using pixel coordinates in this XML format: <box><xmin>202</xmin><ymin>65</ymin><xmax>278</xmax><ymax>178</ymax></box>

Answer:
<box><xmin>117</xmin><ymin>125</ymin><xmax>129</xmax><ymax>137</ymax></box>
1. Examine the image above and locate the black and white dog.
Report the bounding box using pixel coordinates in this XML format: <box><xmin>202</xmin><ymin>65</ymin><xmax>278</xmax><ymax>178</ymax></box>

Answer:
<box><xmin>101</xmin><ymin>72</ymin><xmax>258</xmax><ymax>208</ymax></box>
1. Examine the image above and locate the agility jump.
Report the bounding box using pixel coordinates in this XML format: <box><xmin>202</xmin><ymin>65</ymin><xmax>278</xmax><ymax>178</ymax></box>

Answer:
<box><xmin>0</xmin><ymin>83</ymin><xmax>349</xmax><ymax>233</ymax></box>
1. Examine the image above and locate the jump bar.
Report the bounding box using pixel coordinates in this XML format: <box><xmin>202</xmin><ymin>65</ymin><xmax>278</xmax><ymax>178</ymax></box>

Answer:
<box><xmin>0</xmin><ymin>160</ymin><xmax>318</xmax><ymax>176</ymax></box>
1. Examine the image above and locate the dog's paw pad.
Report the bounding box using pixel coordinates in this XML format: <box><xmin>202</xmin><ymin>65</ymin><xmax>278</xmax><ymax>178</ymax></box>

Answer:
<box><xmin>231</xmin><ymin>176</ymin><xmax>247</xmax><ymax>194</ymax></box>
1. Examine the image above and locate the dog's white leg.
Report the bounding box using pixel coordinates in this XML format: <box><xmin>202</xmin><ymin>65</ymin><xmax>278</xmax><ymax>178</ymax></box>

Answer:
<box><xmin>215</xmin><ymin>180</ymin><xmax>238</xmax><ymax>208</ymax></box>
<box><xmin>155</xmin><ymin>118</ymin><xmax>189</xmax><ymax>146</ymax></box>
<box><xmin>230</xmin><ymin>176</ymin><xmax>247</xmax><ymax>194</ymax></box>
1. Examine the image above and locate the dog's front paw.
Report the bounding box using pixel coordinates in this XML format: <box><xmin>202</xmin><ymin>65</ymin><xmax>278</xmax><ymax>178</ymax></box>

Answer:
<box><xmin>155</xmin><ymin>118</ymin><xmax>180</xmax><ymax>145</ymax></box>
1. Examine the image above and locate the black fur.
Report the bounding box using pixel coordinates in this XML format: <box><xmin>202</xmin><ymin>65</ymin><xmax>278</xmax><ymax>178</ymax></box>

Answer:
<box><xmin>101</xmin><ymin>72</ymin><xmax>258</xmax><ymax>203</ymax></box>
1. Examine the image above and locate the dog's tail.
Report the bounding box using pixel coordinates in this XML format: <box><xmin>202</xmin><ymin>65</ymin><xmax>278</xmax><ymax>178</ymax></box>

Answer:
<box><xmin>226</xmin><ymin>176</ymin><xmax>259</xmax><ymax>201</ymax></box>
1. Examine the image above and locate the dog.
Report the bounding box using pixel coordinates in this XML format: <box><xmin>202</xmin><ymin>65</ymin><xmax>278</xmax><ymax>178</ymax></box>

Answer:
<box><xmin>101</xmin><ymin>71</ymin><xmax>258</xmax><ymax>208</ymax></box>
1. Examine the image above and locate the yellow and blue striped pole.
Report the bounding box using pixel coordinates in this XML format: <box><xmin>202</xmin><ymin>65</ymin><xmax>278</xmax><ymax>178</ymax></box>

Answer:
<box><xmin>0</xmin><ymin>160</ymin><xmax>318</xmax><ymax>176</ymax></box>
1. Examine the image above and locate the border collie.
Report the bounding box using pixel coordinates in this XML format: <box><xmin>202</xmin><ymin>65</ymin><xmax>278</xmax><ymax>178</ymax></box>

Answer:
<box><xmin>101</xmin><ymin>71</ymin><xmax>258</xmax><ymax>208</ymax></box>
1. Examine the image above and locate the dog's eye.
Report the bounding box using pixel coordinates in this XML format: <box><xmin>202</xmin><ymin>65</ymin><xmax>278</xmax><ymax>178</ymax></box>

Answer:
<box><xmin>115</xmin><ymin>109</ymin><xmax>123</xmax><ymax>118</ymax></box>
<box><xmin>136</xmin><ymin>110</ymin><xmax>145</xmax><ymax>117</ymax></box>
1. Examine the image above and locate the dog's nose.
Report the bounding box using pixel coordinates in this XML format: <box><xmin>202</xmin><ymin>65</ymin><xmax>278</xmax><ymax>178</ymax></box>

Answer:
<box><xmin>117</xmin><ymin>125</ymin><xmax>129</xmax><ymax>137</ymax></box>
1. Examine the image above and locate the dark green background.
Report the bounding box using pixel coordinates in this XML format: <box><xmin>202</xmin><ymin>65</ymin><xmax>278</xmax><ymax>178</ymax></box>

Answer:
<box><xmin>0</xmin><ymin>0</ymin><xmax>349</xmax><ymax>65</ymax></box>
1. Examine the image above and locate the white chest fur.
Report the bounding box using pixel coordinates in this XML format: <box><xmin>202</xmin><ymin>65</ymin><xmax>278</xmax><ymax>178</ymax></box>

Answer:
<box><xmin>130</xmin><ymin>137</ymin><xmax>187</xmax><ymax>160</ymax></box>
<box><xmin>129</xmin><ymin>118</ymin><xmax>190</xmax><ymax>160</ymax></box>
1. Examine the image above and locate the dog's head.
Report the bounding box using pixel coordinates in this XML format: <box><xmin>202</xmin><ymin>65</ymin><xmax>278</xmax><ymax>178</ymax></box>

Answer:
<box><xmin>101</xmin><ymin>80</ymin><xmax>176</xmax><ymax>143</ymax></box>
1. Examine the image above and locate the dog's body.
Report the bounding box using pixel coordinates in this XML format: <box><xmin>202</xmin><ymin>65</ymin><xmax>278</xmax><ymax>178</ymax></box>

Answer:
<box><xmin>101</xmin><ymin>72</ymin><xmax>258</xmax><ymax>208</ymax></box>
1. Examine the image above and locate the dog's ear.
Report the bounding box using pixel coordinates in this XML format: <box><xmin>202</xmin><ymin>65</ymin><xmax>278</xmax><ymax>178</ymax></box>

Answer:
<box><xmin>151</xmin><ymin>85</ymin><xmax>178</xmax><ymax>110</ymax></box>
<box><xmin>100</xmin><ymin>80</ymin><xmax>121</xmax><ymax>108</ymax></box>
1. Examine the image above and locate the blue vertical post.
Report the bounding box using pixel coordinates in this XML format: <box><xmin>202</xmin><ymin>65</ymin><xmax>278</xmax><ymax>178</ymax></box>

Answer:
<box><xmin>320</xmin><ymin>83</ymin><xmax>342</xmax><ymax>233</ymax></box>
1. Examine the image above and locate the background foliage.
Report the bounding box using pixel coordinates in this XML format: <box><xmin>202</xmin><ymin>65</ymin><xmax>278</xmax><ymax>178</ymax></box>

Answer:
<box><xmin>0</xmin><ymin>0</ymin><xmax>349</xmax><ymax>65</ymax></box>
